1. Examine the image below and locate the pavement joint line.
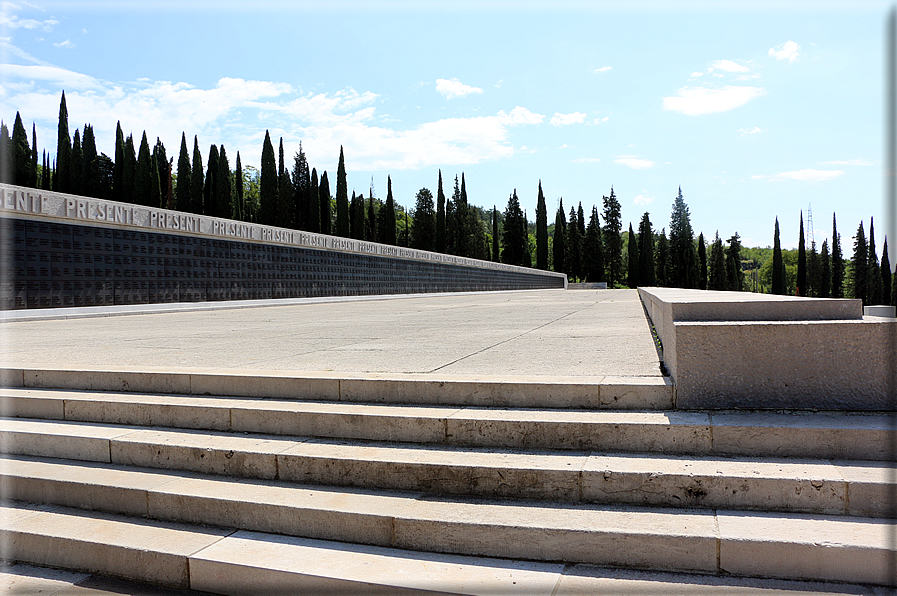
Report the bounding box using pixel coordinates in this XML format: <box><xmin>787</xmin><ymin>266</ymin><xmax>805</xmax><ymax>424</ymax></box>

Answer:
<box><xmin>426</xmin><ymin>302</ymin><xmax>599</xmax><ymax>374</ymax></box>
<box><xmin>0</xmin><ymin>288</ymin><xmax>566</xmax><ymax>324</ymax></box>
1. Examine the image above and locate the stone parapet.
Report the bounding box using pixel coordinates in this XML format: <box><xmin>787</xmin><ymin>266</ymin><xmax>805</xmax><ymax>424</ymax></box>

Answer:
<box><xmin>639</xmin><ymin>287</ymin><xmax>896</xmax><ymax>410</ymax></box>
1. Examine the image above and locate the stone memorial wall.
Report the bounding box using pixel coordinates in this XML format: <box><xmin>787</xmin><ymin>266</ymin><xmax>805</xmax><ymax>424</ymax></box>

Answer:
<box><xmin>0</xmin><ymin>184</ymin><xmax>566</xmax><ymax>310</ymax></box>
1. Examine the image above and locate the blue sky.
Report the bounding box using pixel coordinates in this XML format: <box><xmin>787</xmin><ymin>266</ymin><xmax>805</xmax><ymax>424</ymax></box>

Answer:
<box><xmin>1</xmin><ymin>0</ymin><xmax>891</xmax><ymax>256</ymax></box>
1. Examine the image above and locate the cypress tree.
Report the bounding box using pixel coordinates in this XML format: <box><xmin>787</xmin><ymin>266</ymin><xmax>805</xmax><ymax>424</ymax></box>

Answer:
<box><xmin>502</xmin><ymin>190</ymin><xmax>527</xmax><ymax>266</ymax></box>
<box><xmin>553</xmin><ymin>200</ymin><xmax>566</xmax><ymax>274</ymax></box>
<box><xmin>134</xmin><ymin>132</ymin><xmax>152</xmax><ymax>206</ymax></box>
<box><xmin>708</xmin><ymin>232</ymin><xmax>727</xmax><ymax>290</ymax></box>
<box><xmin>820</xmin><ymin>240</ymin><xmax>831</xmax><ymax>298</ymax></box>
<box><xmin>81</xmin><ymin>125</ymin><xmax>99</xmax><ymax>198</ymax></box>
<box><xmin>259</xmin><ymin>131</ymin><xmax>277</xmax><ymax>226</ymax></box>
<box><xmin>881</xmin><ymin>237</ymin><xmax>891</xmax><ymax>306</ymax></box>
<box><xmin>566</xmin><ymin>205</ymin><xmax>582</xmax><ymax>279</ymax></box>
<box><xmin>669</xmin><ymin>187</ymin><xmax>698</xmax><ymax>288</ymax></box>
<box><xmin>319</xmin><ymin>171</ymin><xmax>332</xmax><ymax>235</ymax></box>
<box><xmin>292</xmin><ymin>143</ymin><xmax>309</xmax><ymax>230</ymax></box>
<box><xmin>436</xmin><ymin>171</ymin><xmax>446</xmax><ymax>252</ymax></box>
<box><xmin>868</xmin><ymin>218</ymin><xmax>883</xmax><ymax>305</ymax></box>
<box><xmin>40</xmin><ymin>150</ymin><xmax>50</xmax><ymax>190</ymax></box>
<box><xmin>278</xmin><ymin>139</ymin><xmax>293</xmax><ymax>228</ymax></box>
<box><xmin>55</xmin><ymin>91</ymin><xmax>71</xmax><ymax>192</ymax></box>
<box><xmin>444</xmin><ymin>194</ymin><xmax>456</xmax><ymax>254</ymax></box>
<box><xmin>456</xmin><ymin>174</ymin><xmax>470</xmax><ymax>257</ymax></box>
<box><xmin>726</xmin><ymin>233</ymin><xmax>743</xmax><ymax>291</ymax></box>
<box><xmin>176</xmin><ymin>133</ymin><xmax>191</xmax><ymax>212</ymax></box>
<box><xmin>122</xmin><ymin>134</ymin><xmax>136</xmax><ymax>204</ymax></box>
<box><xmin>796</xmin><ymin>213</ymin><xmax>807</xmax><ymax>296</ymax></box>
<box><xmin>150</xmin><ymin>150</ymin><xmax>162</xmax><ymax>208</ymax></box>
<box><xmin>851</xmin><ymin>221</ymin><xmax>868</xmax><ymax>304</ymax></box>
<box><xmin>217</xmin><ymin>145</ymin><xmax>231</xmax><ymax>218</ymax></box>
<box><xmin>638</xmin><ymin>213</ymin><xmax>656</xmax><ymax>287</ymax></box>
<box><xmin>655</xmin><ymin>229</ymin><xmax>669</xmax><ymax>287</ymax></box>
<box><xmin>0</xmin><ymin>121</ymin><xmax>9</xmax><ymax>184</ymax></box>
<box><xmin>366</xmin><ymin>183</ymin><xmax>377</xmax><ymax>242</ymax></box>
<box><xmin>697</xmin><ymin>233</ymin><xmax>707</xmax><ymax>290</ymax></box>
<box><xmin>627</xmin><ymin>222</ymin><xmax>639</xmax><ymax>288</ymax></box>
<box><xmin>492</xmin><ymin>207</ymin><xmax>500</xmax><ymax>262</ymax></box>
<box><xmin>577</xmin><ymin>202</ymin><xmax>586</xmax><ymax>236</ymax></box>
<box><xmin>204</xmin><ymin>144</ymin><xmax>219</xmax><ymax>215</ymax></box>
<box><xmin>190</xmin><ymin>137</ymin><xmax>203</xmax><ymax>214</ymax></box>
<box><xmin>152</xmin><ymin>138</ymin><xmax>170</xmax><ymax>208</ymax></box>
<box><xmin>336</xmin><ymin>147</ymin><xmax>350</xmax><ymax>237</ymax></box>
<box><xmin>382</xmin><ymin>175</ymin><xmax>396</xmax><ymax>245</ymax></box>
<box><xmin>29</xmin><ymin>122</ymin><xmax>38</xmax><ymax>188</ymax></box>
<box><xmin>70</xmin><ymin>129</ymin><xmax>83</xmax><ymax>195</ymax></box>
<box><xmin>235</xmin><ymin>152</ymin><xmax>244</xmax><ymax>221</ymax></box>
<box><xmin>536</xmin><ymin>181</ymin><xmax>548</xmax><ymax>269</ymax></box>
<box><xmin>603</xmin><ymin>188</ymin><xmax>623</xmax><ymax>286</ymax></box>
<box><xmin>351</xmin><ymin>192</ymin><xmax>366</xmax><ymax>240</ymax></box>
<box><xmin>584</xmin><ymin>206</ymin><xmax>605</xmax><ymax>283</ymax></box>
<box><xmin>807</xmin><ymin>241</ymin><xmax>821</xmax><ymax>297</ymax></box>
<box><xmin>832</xmin><ymin>213</ymin><xmax>845</xmax><ymax>298</ymax></box>
<box><xmin>113</xmin><ymin>122</ymin><xmax>125</xmax><ymax>201</ymax></box>
<box><xmin>308</xmin><ymin>168</ymin><xmax>321</xmax><ymax>233</ymax></box>
<box><xmin>410</xmin><ymin>187</ymin><xmax>436</xmax><ymax>251</ymax></box>
<box><xmin>12</xmin><ymin>112</ymin><xmax>32</xmax><ymax>187</ymax></box>
<box><xmin>772</xmin><ymin>218</ymin><xmax>786</xmax><ymax>295</ymax></box>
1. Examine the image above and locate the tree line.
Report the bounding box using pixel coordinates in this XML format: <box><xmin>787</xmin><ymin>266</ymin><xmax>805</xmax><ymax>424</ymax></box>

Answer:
<box><xmin>3</xmin><ymin>91</ymin><xmax>894</xmax><ymax>306</ymax></box>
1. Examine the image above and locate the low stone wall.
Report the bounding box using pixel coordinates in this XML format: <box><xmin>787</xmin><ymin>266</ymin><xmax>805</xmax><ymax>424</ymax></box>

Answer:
<box><xmin>639</xmin><ymin>287</ymin><xmax>896</xmax><ymax>411</ymax></box>
<box><xmin>0</xmin><ymin>184</ymin><xmax>566</xmax><ymax>309</ymax></box>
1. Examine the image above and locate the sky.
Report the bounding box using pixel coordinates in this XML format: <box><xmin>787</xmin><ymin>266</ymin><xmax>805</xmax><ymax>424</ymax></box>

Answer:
<box><xmin>0</xmin><ymin>0</ymin><xmax>893</xmax><ymax>257</ymax></box>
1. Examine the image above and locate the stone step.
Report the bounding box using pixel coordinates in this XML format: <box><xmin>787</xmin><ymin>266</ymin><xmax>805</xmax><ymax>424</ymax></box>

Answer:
<box><xmin>2</xmin><ymin>486</ymin><xmax>891</xmax><ymax>587</ymax></box>
<box><xmin>1</xmin><ymin>420</ymin><xmax>889</xmax><ymax>515</ymax></box>
<box><xmin>1</xmin><ymin>366</ymin><xmax>674</xmax><ymax>409</ymax></box>
<box><xmin>1</xmin><ymin>387</ymin><xmax>890</xmax><ymax>459</ymax></box>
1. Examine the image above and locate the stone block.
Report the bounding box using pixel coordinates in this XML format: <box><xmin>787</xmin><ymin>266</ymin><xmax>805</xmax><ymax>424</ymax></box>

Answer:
<box><xmin>0</xmin><ymin>418</ymin><xmax>125</xmax><ymax>462</ymax></box>
<box><xmin>0</xmin><ymin>388</ymin><xmax>65</xmax><ymax>419</ymax></box>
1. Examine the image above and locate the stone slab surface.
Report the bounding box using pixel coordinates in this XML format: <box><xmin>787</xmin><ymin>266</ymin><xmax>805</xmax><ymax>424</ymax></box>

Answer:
<box><xmin>1</xmin><ymin>289</ymin><xmax>662</xmax><ymax>380</ymax></box>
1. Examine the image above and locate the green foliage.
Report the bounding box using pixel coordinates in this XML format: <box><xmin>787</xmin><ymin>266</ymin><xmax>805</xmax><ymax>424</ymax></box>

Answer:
<box><xmin>122</xmin><ymin>134</ymin><xmax>136</xmax><ymax>205</ymax></box>
<box><xmin>669</xmin><ymin>186</ymin><xmax>698</xmax><ymax>288</ymax></box>
<box><xmin>410</xmin><ymin>187</ymin><xmax>436</xmax><ymax>251</ymax></box>
<box><xmin>381</xmin><ymin>175</ymin><xmax>396</xmax><ymax>245</ymax></box>
<box><xmin>553</xmin><ymin>200</ymin><xmax>565</xmax><ymax>274</ymax></box>
<box><xmin>176</xmin><ymin>133</ymin><xmax>191</xmax><ymax>212</ymax></box>
<box><xmin>259</xmin><ymin>130</ymin><xmax>277</xmax><ymax>226</ymax></box>
<box><xmin>277</xmin><ymin>139</ymin><xmax>293</xmax><ymax>229</ymax></box>
<box><xmin>204</xmin><ymin>144</ymin><xmax>219</xmax><ymax>215</ymax></box>
<box><xmin>455</xmin><ymin>174</ymin><xmax>469</xmax><ymax>257</ymax></box>
<box><xmin>217</xmin><ymin>145</ymin><xmax>231</xmax><ymax>218</ymax></box>
<box><xmin>113</xmin><ymin>123</ymin><xmax>124</xmax><ymax>202</ymax></box>
<box><xmin>336</xmin><ymin>147</ymin><xmax>350</xmax><ymax>238</ymax></box>
<box><xmin>851</xmin><ymin>220</ymin><xmax>868</xmax><ymax>303</ymax></box>
<box><xmin>502</xmin><ymin>189</ymin><xmax>528</xmax><ymax>266</ymax></box>
<box><xmin>603</xmin><ymin>188</ymin><xmax>623</xmax><ymax>286</ymax></box>
<box><xmin>868</xmin><ymin>218</ymin><xmax>883</xmax><ymax>304</ymax></box>
<box><xmin>725</xmin><ymin>233</ymin><xmax>743</xmax><ymax>291</ymax></box>
<box><xmin>70</xmin><ymin>129</ymin><xmax>82</xmax><ymax>195</ymax></box>
<box><xmin>12</xmin><ymin>112</ymin><xmax>32</xmax><ymax>187</ymax></box>
<box><xmin>796</xmin><ymin>214</ymin><xmax>806</xmax><ymax>296</ymax></box>
<box><xmin>708</xmin><ymin>233</ymin><xmax>727</xmax><ymax>290</ymax></box>
<box><xmin>350</xmin><ymin>191</ymin><xmax>365</xmax><ymax>240</ymax></box>
<box><xmin>319</xmin><ymin>171</ymin><xmax>332</xmax><ymax>235</ymax></box>
<box><xmin>832</xmin><ymin>214</ymin><xmax>845</xmax><ymax>298</ymax></box>
<box><xmin>697</xmin><ymin>233</ymin><xmax>707</xmax><ymax>290</ymax></box>
<box><xmin>190</xmin><ymin>136</ymin><xmax>203</xmax><ymax>214</ymax></box>
<box><xmin>55</xmin><ymin>91</ymin><xmax>71</xmax><ymax>193</ymax></box>
<box><xmin>234</xmin><ymin>152</ymin><xmax>244</xmax><ymax>221</ymax></box>
<box><xmin>881</xmin><ymin>237</ymin><xmax>891</xmax><ymax>305</ymax></box>
<box><xmin>492</xmin><ymin>206</ymin><xmax>500</xmax><ymax>262</ymax></box>
<box><xmin>436</xmin><ymin>170</ymin><xmax>446</xmax><ymax>253</ymax></box>
<box><xmin>134</xmin><ymin>132</ymin><xmax>152</xmax><ymax>206</ymax></box>
<box><xmin>565</xmin><ymin>205</ymin><xmax>582</xmax><ymax>279</ymax></box>
<box><xmin>536</xmin><ymin>182</ymin><xmax>548</xmax><ymax>269</ymax></box>
<box><xmin>820</xmin><ymin>240</ymin><xmax>831</xmax><ymax>298</ymax></box>
<box><xmin>583</xmin><ymin>206</ymin><xmax>604</xmax><ymax>282</ymax></box>
<box><xmin>772</xmin><ymin>218</ymin><xmax>786</xmax><ymax>295</ymax></box>
<box><xmin>307</xmin><ymin>168</ymin><xmax>321</xmax><ymax>233</ymax></box>
<box><xmin>627</xmin><ymin>223</ymin><xmax>639</xmax><ymax>288</ymax></box>
<box><xmin>655</xmin><ymin>228</ymin><xmax>669</xmax><ymax>287</ymax></box>
<box><xmin>366</xmin><ymin>184</ymin><xmax>377</xmax><ymax>242</ymax></box>
<box><xmin>638</xmin><ymin>213</ymin><xmax>655</xmax><ymax>287</ymax></box>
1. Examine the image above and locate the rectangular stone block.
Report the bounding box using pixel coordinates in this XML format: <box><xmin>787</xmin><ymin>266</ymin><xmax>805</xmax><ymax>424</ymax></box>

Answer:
<box><xmin>189</xmin><ymin>372</ymin><xmax>340</xmax><ymax>400</ymax></box>
<box><xmin>0</xmin><ymin>368</ymin><xmax>24</xmax><ymax>388</ymax></box>
<box><xmin>1</xmin><ymin>503</ymin><xmax>230</xmax><ymax>588</ymax></box>
<box><xmin>25</xmin><ymin>368</ymin><xmax>193</xmax><ymax>395</ymax></box>
<box><xmin>835</xmin><ymin>460</ymin><xmax>893</xmax><ymax>518</ymax></box>
<box><xmin>718</xmin><ymin>510</ymin><xmax>895</xmax><ymax>585</ymax></box>
<box><xmin>0</xmin><ymin>418</ymin><xmax>126</xmax><ymax>462</ymax></box>
<box><xmin>393</xmin><ymin>500</ymin><xmax>719</xmax><ymax>572</ymax></box>
<box><xmin>110</xmin><ymin>428</ymin><xmax>294</xmax><ymax>479</ymax></box>
<box><xmin>189</xmin><ymin>532</ymin><xmax>565</xmax><ymax>596</ymax></box>
<box><xmin>278</xmin><ymin>440</ymin><xmax>586</xmax><ymax>501</ymax></box>
<box><xmin>0</xmin><ymin>388</ymin><xmax>64</xmax><ymax>419</ymax></box>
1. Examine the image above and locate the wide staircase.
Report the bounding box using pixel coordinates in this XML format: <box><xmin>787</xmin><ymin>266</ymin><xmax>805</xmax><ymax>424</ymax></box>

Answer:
<box><xmin>0</xmin><ymin>369</ymin><xmax>892</xmax><ymax>594</ymax></box>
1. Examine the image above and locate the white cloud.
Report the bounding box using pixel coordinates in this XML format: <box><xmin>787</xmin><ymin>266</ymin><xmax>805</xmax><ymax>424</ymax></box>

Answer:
<box><xmin>0</xmin><ymin>12</ymin><xmax>58</xmax><ymax>31</ymax></box>
<box><xmin>52</xmin><ymin>39</ymin><xmax>74</xmax><ymax>49</ymax></box>
<box><xmin>615</xmin><ymin>155</ymin><xmax>654</xmax><ymax>169</ymax></box>
<box><xmin>769</xmin><ymin>41</ymin><xmax>800</xmax><ymax>63</ymax></box>
<box><xmin>754</xmin><ymin>169</ymin><xmax>844</xmax><ymax>182</ymax></box>
<box><xmin>0</xmin><ymin>65</ymin><xmax>544</xmax><ymax>172</ymax></box>
<box><xmin>633</xmin><ymin>193</ymin><xmax>654</xmax><ymax>206</ymax></box>
<box><xmin>662</xmin><ymin>85</ymin><xmax>766</xmax><ymax>116</ymax></box>
<box><xmin>710</xmin><ymin>59</ymin><xmax>749</xmax><ymax>73</ymax></box>
<box><xmin>559</xmin><ymin>144</ymin><xmax>570</xmax><ymax>149</ymax></box>
<box><xmin>738</xmin><ymin>126</ymin><xmax>762</xmax><ymax>135</ymax></box>
<box><xmin>494</xmin><ymin>79</ymin><xmax>503</xmax><ymax>88</ymax></box>
<box><xmin>550</xmin><ymin>112</ymin><xmax>586</xmax><ymax>126</ymax></box>
<box><xmin>435</xmin><ymin>78</ymin><xmax>483</xmax><ymax>99</ymax></box>
<box><xmin>592</xmin><ymin>66</ymin><xmax>612</xmax><ymax>73</ymax></box>
<box><xmin>690</xmin><ymin>72</ymin><xmax>704</xmax><ymax>78</ymax></box>
<box><xmin>573</xmin><ymin>157</ymin><xmax>601</xmax><ymax>163</ymax></box>
<box><xmin>593</xmin><ymin>116</ymin><xmax>609</xmax><ymax>124</ymax></box>
<box><xmin>735</xmin><ymin>73</ymin><xmax>761</xmax><ymax>81</ymax></box>
<box><xmin>819</xmin><ymin>159</ymin><xmax>874</xmax><ymax>166</ymax></box>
